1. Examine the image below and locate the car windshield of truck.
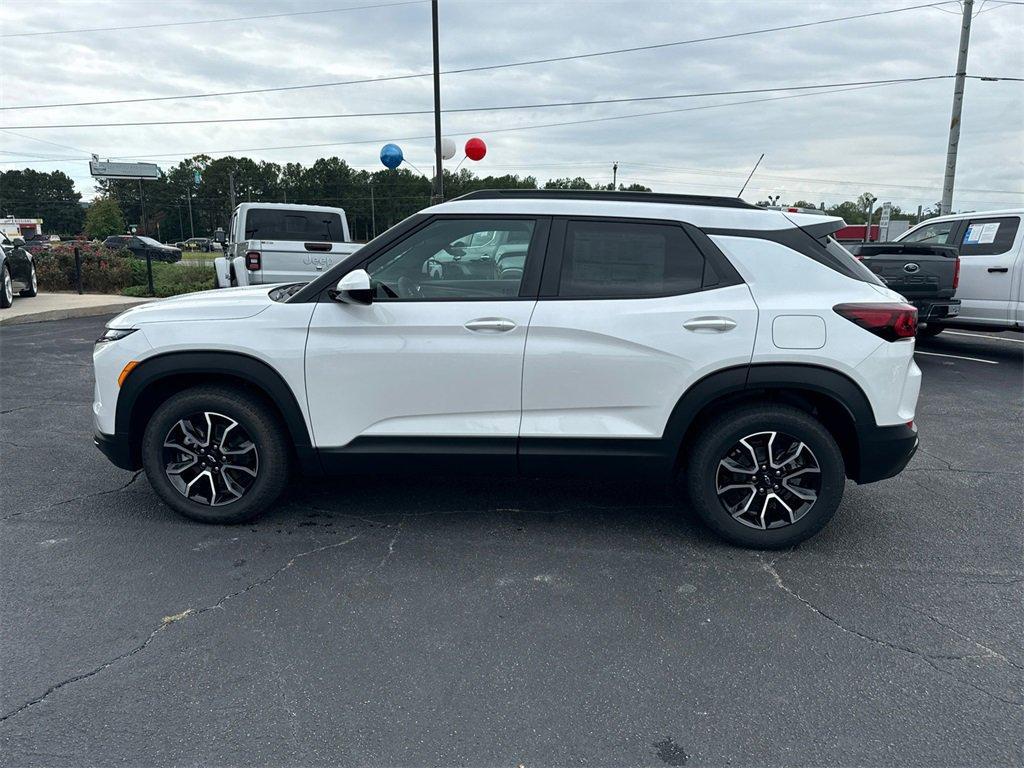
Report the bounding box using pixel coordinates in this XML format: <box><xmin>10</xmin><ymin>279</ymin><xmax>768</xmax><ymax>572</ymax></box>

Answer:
<box><xmin>245</xmin><ymin>209</ymin><xmax>345</xmax><ymax>242</ymax></box>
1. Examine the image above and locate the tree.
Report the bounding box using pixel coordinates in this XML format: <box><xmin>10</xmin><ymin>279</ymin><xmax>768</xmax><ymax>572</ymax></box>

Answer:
<box><xmin>84</xmin><ymin>198</ymin><xmax>126</xmax><ymax>239</ymax></box>
<box><xmin>0</xmin><ymin>169</ymin><xmax>84</xmax><ymax>235</ymax></box>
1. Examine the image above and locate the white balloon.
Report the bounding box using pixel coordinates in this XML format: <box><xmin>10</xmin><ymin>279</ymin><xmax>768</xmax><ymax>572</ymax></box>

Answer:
<box><xmin>440</xmin><ymin>137</ymin><xmax>457</xmax><ymax>160</ymax></box>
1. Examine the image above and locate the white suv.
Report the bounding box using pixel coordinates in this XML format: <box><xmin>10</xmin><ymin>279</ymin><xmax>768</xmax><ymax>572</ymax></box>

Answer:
<box><xmin>93</xmin><ymin>191</ymin><xmax>921</xmax><ymax>548</ymax></box>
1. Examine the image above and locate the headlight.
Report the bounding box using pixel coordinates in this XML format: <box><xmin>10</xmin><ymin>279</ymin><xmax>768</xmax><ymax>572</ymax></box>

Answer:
<box><xmin>96</xmin><ymin>327</ymin><xmax>138</xmax><ymax>344</ymax></box>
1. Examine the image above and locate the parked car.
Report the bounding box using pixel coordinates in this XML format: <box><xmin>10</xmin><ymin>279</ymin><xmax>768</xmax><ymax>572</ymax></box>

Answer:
<box><xmin>213</xmin><ymin>203</ymin><xmax>361</xmax><ymax>288</ymax></box>
<box><xmin>22</xmin><ymin>234</ymin><xmax>52</xmax><ymax>255</ymax></box>
<box><xmin>894</xmin><ymin>208</ymin><xmax>1023</xmax><ymax>334</ymax></box>
<box><xmin>1</xmin><ymin>235</ymin><xmax>38</xmax><ymax>308</ymax></box>
<box><xmin>93</xmin><ymin>190</ymin><xmax>921</xmax><ymax>548</ymax></box>
<box><xmin>183</xmin><ymin>237</ymin><xmax>213</xmax><ymax>252</ymax></box>
<box><xmin>848</xmin><ymin>242</ymin><xmax>961</xmax><ymax>332</ymax></box>
<box><xmin>103</xmin><ymin>235</ymin><xmax>181</xmax><ymax>263</ymax></box>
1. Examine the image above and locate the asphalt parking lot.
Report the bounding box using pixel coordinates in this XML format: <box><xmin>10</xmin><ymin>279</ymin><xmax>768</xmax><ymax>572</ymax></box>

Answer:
<box><xmin>1</xmin><ymin>316</ymin><xmax>1021</xmax><ymax>767</ymax></box>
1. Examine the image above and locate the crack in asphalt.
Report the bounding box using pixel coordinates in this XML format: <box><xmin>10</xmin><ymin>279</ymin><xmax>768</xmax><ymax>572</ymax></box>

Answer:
<box><xmin>0</xmin><ymin>534</ymin><xmax>360</xmax><ymax>724</ymax></box>
<box><xmin>759</xmin><ymin>558</ymin><xmax>1023</xmax><ymax>707</ymax></box>
<box><xmin>0</xmin><ymin>400</ymin><xmax>87</xmax><ymax>416</ymax></box>
<box><xmin>2</xmin><ymin>471</ymin><xmax>143</xmax><ymax>520</ymax></box>
<box><xmin>376</xmin><ymin>515</ymin><xmax>407</xmax><ymax>569</ymax></box>
<box><xmin>912</xmin><ymin>447</ymin><xmax>1020</xmax><ymax>477</ymax></box>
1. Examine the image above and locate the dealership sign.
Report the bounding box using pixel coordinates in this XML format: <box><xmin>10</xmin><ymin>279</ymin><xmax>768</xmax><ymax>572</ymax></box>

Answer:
<box><xmin>89</xmin><ymin>160</ymin><xmax>162</xmax><ymax>180</ymax></box>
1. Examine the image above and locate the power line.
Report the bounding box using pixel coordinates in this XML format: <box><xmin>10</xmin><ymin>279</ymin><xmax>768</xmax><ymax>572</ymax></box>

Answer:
<box><xmin>0</xmin><ymin>1</ymin><xmax>426</xmax><ymax>38</ymax></box>
<box><xmin>0</xmin><ymin>1</ymin><xmax>960</xmax><ymax>111</ymax></box>
<box><xmin>0</xmin><ymin>80</ymin><xmax>974</xmax><ymax>165</ymax></box>
<box><xmin>0</xmin><ymin>76</ymin><xmax>960</xmax><ymax>130</ymax></box>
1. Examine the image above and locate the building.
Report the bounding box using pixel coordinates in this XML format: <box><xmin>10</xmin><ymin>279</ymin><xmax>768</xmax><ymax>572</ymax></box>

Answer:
<box><xmin>0</xmin><ymin>217</ymin><xmax>44</xmax><ymax>239</ymax></box>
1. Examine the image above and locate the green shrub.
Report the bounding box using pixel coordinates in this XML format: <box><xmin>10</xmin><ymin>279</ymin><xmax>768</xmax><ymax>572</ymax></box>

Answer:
<box><xmin>34</xmin><ymin>242</ymin><xmax>135</xmax><ymax>294</ymax></box>
<box><xmin>34</xmin><ymin>241</ymin><xmax>216</xmax><ymax>298</ymax></box>
<box><xmin>122</xmin><ymin>261</ymin><xmax>216</xmax><ymax>298</ymax></box>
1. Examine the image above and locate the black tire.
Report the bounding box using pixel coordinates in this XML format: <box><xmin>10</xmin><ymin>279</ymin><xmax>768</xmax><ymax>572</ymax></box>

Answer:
<box><xmin>19</xmin><ymin>262</ymin><xmax>37</xmax><ymax>298</ymax></box>
<box><xmin>917</xmin><ymin>324</ymin><xmax>944</xmax><ymax>338</ymax></box>
<box><xmin>683</xmin><ymin>404</ymin><xmax>845</xmax><ymax>549</ymax></box>
<box><xmin>141</xmin><ymin>385</ymin><xmax>291</xmax><ymax>524</ymax></box>
<box><xmin>1</xmin><ymin>264</ymin><xmax>13</xmax><ymax>308</ymax></box>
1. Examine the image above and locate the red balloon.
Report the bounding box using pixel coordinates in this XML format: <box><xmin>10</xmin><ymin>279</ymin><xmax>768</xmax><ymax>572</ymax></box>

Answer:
<box><xmin>465</xmin><ymin>137</ymin><xmax>487</xmax><ymax>161</ymax></box>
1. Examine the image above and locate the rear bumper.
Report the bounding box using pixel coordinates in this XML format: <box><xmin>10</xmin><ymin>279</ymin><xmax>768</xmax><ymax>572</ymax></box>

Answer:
<box><xmin>854</xmin><ymin>422</ymin><xmax>918</xmax><ymax>484</ymax></box>
<box><xmin>94</xmin><ymin>431</ymin><xmax>139</xmax><ymax>471</ymax></box>
<box><xmin>913</xmin><ymin>299</ymin><xmax>960</xmax><ymax>321</ymax></box>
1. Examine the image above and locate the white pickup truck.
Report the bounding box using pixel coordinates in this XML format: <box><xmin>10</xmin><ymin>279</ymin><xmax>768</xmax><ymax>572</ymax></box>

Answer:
<box><xmin>213</xmin><ymin>203</ymin><xmax>361</xmax><ymax>288</ymax></box>
<box><xmin>894</xmin><ymin>208</ymin><xmax>1023</xmax><ymax>335</ymax></box>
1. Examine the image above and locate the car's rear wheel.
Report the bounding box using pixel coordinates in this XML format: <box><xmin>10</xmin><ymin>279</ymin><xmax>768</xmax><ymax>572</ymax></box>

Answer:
<box><xmin>1</xmin><ymin>264</ymin><xmax>13</xmax><ymax>308</ymax></box>
<box><xmin>141</xmin><ymin>386</ymin><xmax>290</xmax><ymax>524</ymax></box>
<box><xmin>19</xmin><ymin>263</ymin><xmax>37</xmax><ymax>297</ymax></box>
<box><xmin>684</xmin><ymin>404</ymin><xmax>845</xmax><ymax>549</ymax></box>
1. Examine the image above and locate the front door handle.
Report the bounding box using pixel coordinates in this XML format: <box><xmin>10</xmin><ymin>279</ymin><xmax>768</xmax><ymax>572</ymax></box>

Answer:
<box><xmin>464</xmin><ymin>317</ymin><xmax>517</xmax><ymax>333</ymax></box>
<box><xmin>683</xmin><ymin>316</ymin><xmax>737</xmax><ymax>333</ymax></box>
<box><xmin>988</xmin><ymin>267</ymin><xmax>1009</xmax><ymax>273</ymax></box>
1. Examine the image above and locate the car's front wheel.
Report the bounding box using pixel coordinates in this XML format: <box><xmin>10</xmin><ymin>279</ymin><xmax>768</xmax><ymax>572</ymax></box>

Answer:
<box><xmin>1</xmin><ymin>264</ymin><xmax>13</xmax><ymax>308</ymax></box>
<box><xmin>684</xmin><ymin>404</ymin><xmax>845</xmax><ymax>548</ymax></box>
<box><xmin>141</xmin><ymin>386</ymin><xmax>291</xmax><ymax>524</ymax></box>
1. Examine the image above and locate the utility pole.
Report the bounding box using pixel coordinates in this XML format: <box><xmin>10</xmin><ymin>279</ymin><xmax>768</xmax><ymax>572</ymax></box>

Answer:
<box><xmin>430</xmin><ymin>0</ymin><xmax>443</xmax><ymax>204</ymax></box>
<box><xmin>138</xmin><ymin>178</ymin><xmax>147</xmax><ymax>235</ymax></box>
<box><xmin>186</xmin><ymin>183</ymin><xmax>194</xmax><ymax>238</ymax></box>
<box><xmin>941</xmin><ymin>0</ymin><xmax>973</xmax><ymax>215</ymax></box>
<box><xmin>228</xmin><ymin>170</ymin><xmax>237</xmax><ymax>210</ymax></box>
<box><xmin>612</xmin><ymin>161</ymin><xmax>618</xmax><ymax>190</ymax></box>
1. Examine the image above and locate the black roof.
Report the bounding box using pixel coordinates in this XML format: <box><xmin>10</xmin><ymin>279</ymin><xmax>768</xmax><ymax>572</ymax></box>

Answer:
<box><xmin>450</xmin><ymin>189</ymin><xmax>758</xmax><ymax>209</ymax></box>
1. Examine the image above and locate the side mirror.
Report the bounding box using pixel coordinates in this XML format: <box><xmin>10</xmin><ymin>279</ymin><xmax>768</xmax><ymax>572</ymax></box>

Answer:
<box><xmin>12</xmin><ymin>237</ymin><xmax>24</xmax><ymax>247</ymax></box>
<box><xmin>332</xmin><ymin>269</ymin><xmax>373</xmax><ymax>305</ymax></box>
<box><xmin>213</xmin><ymin>227</ymin><xmax>226</xmax><ymax>245</ymax></box>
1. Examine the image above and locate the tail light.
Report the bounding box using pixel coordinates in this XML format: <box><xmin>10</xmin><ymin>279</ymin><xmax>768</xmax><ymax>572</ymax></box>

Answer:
<box><xmin>952</xmin><ymin>256</ymin><xmax>960</xmax><ymax>290</ymax></box>
<box><xmin>833</xmin><ymin>302</ymin><xmax>917</xmax><ymax>341</ymax></box>
<box><xmin>245</xmin><ymin>251</ymin><xmax>261</xmax><ymax>271</ymax></box>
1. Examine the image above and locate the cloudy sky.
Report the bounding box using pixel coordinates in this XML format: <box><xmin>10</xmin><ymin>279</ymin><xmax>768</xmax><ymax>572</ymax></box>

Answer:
<box><xmin>1</xmin><ymin>0</ymin><xmax>1021</xmax><ymax>213</ymax></box>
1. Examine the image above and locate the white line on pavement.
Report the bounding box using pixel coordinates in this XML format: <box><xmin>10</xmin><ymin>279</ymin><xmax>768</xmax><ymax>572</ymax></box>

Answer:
<box><xmin>944</xmin><ymin>330</ymin><xmax>1024</xmax><ymax>344</ymax></box>
<box><xmin>915</xmin><ymin>350</ymin><xmax>998</xmax><ymax>365</ymax></box>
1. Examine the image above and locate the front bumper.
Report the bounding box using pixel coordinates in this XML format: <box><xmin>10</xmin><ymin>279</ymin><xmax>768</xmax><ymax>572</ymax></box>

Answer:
<box><xmin>94</xmin><ymin>431</ymin><xmax>139</xmax><ymax>471</ymax></box>
<box><xmin>854</xmin><ymin>422</ymin><xmax>918</xmax><ymax>484</ymax></box>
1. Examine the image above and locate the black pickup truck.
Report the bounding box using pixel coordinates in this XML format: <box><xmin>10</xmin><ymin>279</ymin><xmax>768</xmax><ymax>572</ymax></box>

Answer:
<box><xmin>848</xmin><ymin>242</ymin><xmax>960</xmax><ymax>336</ymax></box>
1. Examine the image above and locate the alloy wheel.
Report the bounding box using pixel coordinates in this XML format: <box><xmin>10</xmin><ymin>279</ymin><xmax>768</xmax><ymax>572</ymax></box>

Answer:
<box><xmin>3</xmin><ymin>269</ymin><xmax>12</xmax><ymax>304</ymax></box>
<box><xmin>715</xmin><ymin>431</ymin><xmax>822</xmax><ymax>530</ymax></box>
<box><xmin>162</xmin><ymin>411</ymin><xmax>259</xmax><ymax>506</ymax></box>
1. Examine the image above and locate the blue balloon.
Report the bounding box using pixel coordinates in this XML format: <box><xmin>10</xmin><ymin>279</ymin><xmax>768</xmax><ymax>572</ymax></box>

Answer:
<box><xmin>380</xmin><ymin>143</ymin><xmax>404</xmax><ymax>170</ymax></box>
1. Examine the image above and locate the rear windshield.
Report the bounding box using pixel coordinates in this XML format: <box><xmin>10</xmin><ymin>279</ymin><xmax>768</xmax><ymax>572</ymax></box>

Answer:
<box><xmin>244</xmin><ymin>209</ymin><xmax>345</xmax><ymax>242</ymax></box>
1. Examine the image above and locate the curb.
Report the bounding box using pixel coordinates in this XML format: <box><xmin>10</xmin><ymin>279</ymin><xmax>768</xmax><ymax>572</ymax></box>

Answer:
<box><xmin>0</xmin><ymin>298</ymin><xmax>153</xmax><ymax>327</ymax></box>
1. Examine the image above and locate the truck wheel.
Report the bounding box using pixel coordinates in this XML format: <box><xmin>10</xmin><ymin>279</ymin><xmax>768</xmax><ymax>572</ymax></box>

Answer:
<box><xmin>141</xmin><ymin>385</ymin><xmax>291</xmax><ymax>524</ymax></box>
<box><xmin>683</xmin><ymin>404</ymin><xmax>845</xmax><ymax>549</ymax></box>
<box><xmin>917</xmin><ymin>325</ymin><xmax>944</xmax><ymax>338</ymax></box>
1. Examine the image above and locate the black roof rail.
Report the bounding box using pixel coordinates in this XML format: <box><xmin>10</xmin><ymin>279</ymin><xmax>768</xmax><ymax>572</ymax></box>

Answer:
<box><xmin>447</xmin><ymin>189</ymin><xmax>759</xmax><ymax>209</ymax></box>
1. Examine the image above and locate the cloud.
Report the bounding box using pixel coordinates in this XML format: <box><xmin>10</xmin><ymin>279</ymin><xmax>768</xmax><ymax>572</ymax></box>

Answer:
<box><xmin>1</xmin><ymin>0</ymin><xmax>1021</xmax><ymax>212</ymax></box>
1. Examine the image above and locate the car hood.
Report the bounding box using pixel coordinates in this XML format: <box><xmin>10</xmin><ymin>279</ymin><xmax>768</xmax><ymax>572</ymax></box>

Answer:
<box><xmin>109</xmin><ymin>285</ymin><xmax>275</xmax><ymax>326</ymax></box>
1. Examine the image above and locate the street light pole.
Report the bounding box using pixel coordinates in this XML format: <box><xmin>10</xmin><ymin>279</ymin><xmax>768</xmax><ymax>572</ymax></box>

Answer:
<box><xmin>941</xmin><ymin>0</ymin><xmax>973</xmax><ymax>215</ymax></box>
<box><xmin>431</xmin><ymin>0</ymin><xmax>443</xmax><ymax>204</ymax></box>
<box><xmin>370</xmin><ymin>180</ymin><xmax>377</xmax><ymax>239</ymax></box>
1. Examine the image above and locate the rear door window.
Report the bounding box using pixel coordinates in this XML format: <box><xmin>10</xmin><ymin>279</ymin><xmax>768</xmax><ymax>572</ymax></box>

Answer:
<box><xmin>557</xmin><ymin>220</ymin><xmax>704</xmax><ymax>298</ymax></box>
<box><xmin>244</xmin><ymin>209</ymin><xmax>345</xmax><ymax>242</ymax></box>
<box><xmin>959</xmin><ymin>216</ymin><xmax>1020</xmax><ymax>256</ymax></box>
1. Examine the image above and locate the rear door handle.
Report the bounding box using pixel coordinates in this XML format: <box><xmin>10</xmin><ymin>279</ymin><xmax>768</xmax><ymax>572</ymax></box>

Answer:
<box><xmin>683</xmin><ymin>316</ymin><xmax>737</xmax><ymax>333</ymax></box>
<box><xmin>987</xmin><ymin>267</ymin><xmax>1009</xmax><ymax>273</ymax></box>
<box><xmin>464</xmin><ymin>317</ymin><xmax>517</xmax><ymax>333</ymax></box>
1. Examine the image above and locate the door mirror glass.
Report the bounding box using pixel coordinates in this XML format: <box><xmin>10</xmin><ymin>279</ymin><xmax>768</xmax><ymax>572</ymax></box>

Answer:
<box><xmin>213</xmin><ymin>227</ymin><xmax>226</xmax><ymax>245</ymax></box>
<box><xmin>12</xmin><ymin>237</ymin><xmax>24</xmax><ymax>247</ymax></box>
<box><xmin>332</xmin><ymin>268</ymin><xmax>373</xmax><ymax>305</ymax></box>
